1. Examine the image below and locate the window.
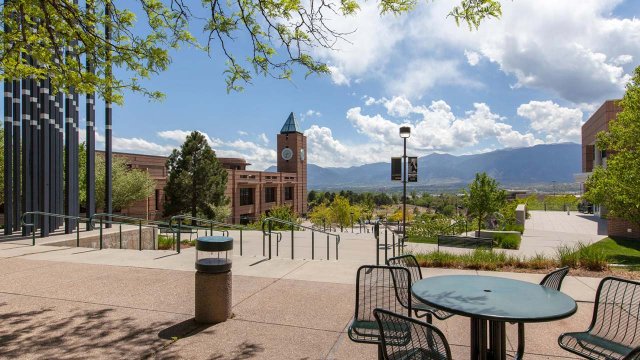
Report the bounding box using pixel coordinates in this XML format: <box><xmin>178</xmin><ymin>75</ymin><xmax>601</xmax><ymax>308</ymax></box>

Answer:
<box><xmin>265</xmin><ymin>187</ymin><xmax>276</xmax><ymax>203</ymax></box>
<box><xmin>155</xmin><ymin>190</ymin><xmax>161</xmax><ymax>211</ymax></box>
<box><xmin>284</xmin><ymin>186</ymin><xmax>294</xmax><ymax>201</ymax></box>
<box><xmin>240</xmin><ymin>188</ymin><xmax>254</xmax><ymax>206</ymax></box>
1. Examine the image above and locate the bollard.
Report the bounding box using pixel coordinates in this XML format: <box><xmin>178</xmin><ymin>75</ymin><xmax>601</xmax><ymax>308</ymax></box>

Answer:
<box><xmin>195</xmin><ymin>236</ymin><xmax>233</xmax><ymax>324</ymax></box>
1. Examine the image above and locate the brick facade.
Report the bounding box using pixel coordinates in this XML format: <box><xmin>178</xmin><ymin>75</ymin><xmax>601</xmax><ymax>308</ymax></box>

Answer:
<box><xmin>608</xmin><ymin>218</ymin><xmax>640</xmax><ymax>239</ymax></box>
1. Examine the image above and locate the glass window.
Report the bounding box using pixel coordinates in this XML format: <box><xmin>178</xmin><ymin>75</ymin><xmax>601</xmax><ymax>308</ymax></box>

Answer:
<box><xmin>240</xmin><ymin>188</ymin><xmax>254</xmax><ymax>206</ymax></box>
<box><xmin>265</xmin><ymin>187</ymin><xmax>276</xmax><ymax>203</ymax></box>
<box><xmin>284</xmin><ymin>186</ymin><xmax>294</xmax><ymax>201</ymax></box>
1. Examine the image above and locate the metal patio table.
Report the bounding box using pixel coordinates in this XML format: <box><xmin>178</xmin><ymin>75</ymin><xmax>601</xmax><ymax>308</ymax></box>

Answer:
<box><xmin>412</xmin><ymin>275</ymin><xmax>577</xmax><ymax>360</ymax></box>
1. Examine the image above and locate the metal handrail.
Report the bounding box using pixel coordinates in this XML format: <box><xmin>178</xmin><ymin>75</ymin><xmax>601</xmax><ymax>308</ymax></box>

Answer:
<box><xmin>90</xmin><ymin>213</ymin><xmax>178</xmax><ymax>252</ymax></box>
<box><xmin>21</xmin><ymin>211</ymin><xmax>89</xmax><ymax>246</ymax></box>
<box><xmin>261</xmin><ymin>217</ymin><xmax>340</xmax><ymax>260</ymax></box>
<box><xmin>169</xmin><ymin>215</ymin><xmax>247</xmax><ymax>254</ymax></box>
<box><xmin>374</xmin><ymin>218</ymin><xmax>406</xmax><ymax>265</ymax></box>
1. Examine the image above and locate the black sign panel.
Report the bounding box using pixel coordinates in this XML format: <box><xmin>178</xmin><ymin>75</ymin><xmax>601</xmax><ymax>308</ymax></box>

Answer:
<box><xmin>408</xmin><ymin>157</ymin><xmax>418</xmax><ymax>182</ymax></box>
<box><xmin>391</xmin><ymin>157</ymin><xmax>401</xmax><ymax>181</ymax></box>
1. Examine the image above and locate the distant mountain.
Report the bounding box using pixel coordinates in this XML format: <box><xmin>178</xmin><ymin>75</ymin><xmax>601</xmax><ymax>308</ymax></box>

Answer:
<box><xmin>265</xmin><ymin>143</ymin><xmax>582</xmax><ymax>189</ymax></box>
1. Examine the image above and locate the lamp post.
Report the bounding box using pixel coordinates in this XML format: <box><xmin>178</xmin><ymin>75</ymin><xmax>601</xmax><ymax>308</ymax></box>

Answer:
<box><xmin>399</xmin><ymin>126</ymin><xmax>411</xmax><ymax>243</ymax></box>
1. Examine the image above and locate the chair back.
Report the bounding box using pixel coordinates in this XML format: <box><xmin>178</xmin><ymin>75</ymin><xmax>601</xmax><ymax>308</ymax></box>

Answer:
<box><xmin>388</xmin><ymin>254</ymin><xmax>423</xmax><ymax>284</ymax></box>
<box><xmin>374</xmin><ymin>308</ymin><xmax>452</xmax><ymax>360</ymax></box>
<box><xmin>349</xmin><ymin>265</ymin><xmax>412</xmax><ymax>343</ymax></box>
<box><xmin>589</xmin><ymin>277</ymin><xmax>640</xmax><ymax>348</ymax></box>
<box><xmin>540</xmin><ymin>266</ymin><xmax>570</xmax><ymax>290</ymax></box>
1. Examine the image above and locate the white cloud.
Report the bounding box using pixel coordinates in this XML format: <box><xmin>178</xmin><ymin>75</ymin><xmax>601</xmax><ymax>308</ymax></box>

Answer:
<box><xmin>237</xmin><ymin>130</ymin><xmax>248</xmax><ymax>136</ymax></box>
<box><xmin>387</xmin><ymin>59</ymin><xmax>478</xmax><ymax>98</ymax></box>
<box><xmin>517</xmin><ymin>101</ymin><xmax>584</xmax><ymax>143</ymax></box>
<box><xmin>259</xmin><ymin>133</ymin><xmax>269</xmax><ymax>145</ymax></box>
<box><xmin>464</xmin><ymin>50</ymin><xmax>481</xmax><ymax>66</ymax></box>
<box><xmin>409</xmin><ymin>0</ymin><xmax>639</xmax><ymax>104</ymax></box>
<box><xmin>384</xmin><ymin>96</ymin><xmax>414</xmax><ymax>117</ymax></box>
<box><xmin>328</xmin><ymin>66</ymin><xmax>350</xmax><ymax>86</ymax></box>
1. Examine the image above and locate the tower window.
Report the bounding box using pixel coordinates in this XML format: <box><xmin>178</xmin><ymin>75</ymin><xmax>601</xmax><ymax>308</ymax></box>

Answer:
<box><xmin>240</xmin><ymin>188</ymin><xmax>254</xmax><ymax>206</ymax></box>
<box><xmin>284</xmin><ymin>186</ymin><xmax>294</xmax><ymax>201</ymax></box>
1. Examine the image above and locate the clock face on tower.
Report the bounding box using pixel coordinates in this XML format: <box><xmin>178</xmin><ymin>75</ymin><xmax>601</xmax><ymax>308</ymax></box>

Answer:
<box><xmin>281</xmin><ymin>148</ymin><xmax>293</xmax><ymax>160</ymax></box>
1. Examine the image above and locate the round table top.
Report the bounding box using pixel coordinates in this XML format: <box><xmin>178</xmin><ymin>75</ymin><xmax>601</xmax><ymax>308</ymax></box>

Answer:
<box><xmin>411</xmin><ymin>275</ymin><xmax>577</xmax><ymax>322</ymax></box>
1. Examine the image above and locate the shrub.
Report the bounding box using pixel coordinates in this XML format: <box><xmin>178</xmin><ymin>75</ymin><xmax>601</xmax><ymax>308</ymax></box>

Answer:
<box><xmin>577</xmin><ymin>243</ymin><xmax>609</xmax><ymax>271</ymax></box>
<box><xmin>528</xmin><ymin>253</ymin><xmax>554</xmax><ymax>269</ymax></box>
<box><xmin>492</xmin><ymin>232</ymin><xmax>521</xmax><ymax>249</ymax></box>
<box><xmin>157</xmin><ymin>235</ymin><xmax>174</xmax><ymax>250</ymax></box>
<box><xmin>556</xmin><ymin>244</ymin><xmax>579</xmax><ymax>268</ymax></box>
<box><xmin>504</xmin><ymin>223</ymin><xmax>524</xmax><ymax>234</ymax></box>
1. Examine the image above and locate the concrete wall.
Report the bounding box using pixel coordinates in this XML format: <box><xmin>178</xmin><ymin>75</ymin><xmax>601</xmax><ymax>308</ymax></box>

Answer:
<box><xmin>45</xmin><ymin>227</ymin><xmax>158</xmax><ymax>250</ymax></box>
<box><xmin>516</xmin><ymin>204</ymin><xmax>526</xmax><ymax>226</ymax></box>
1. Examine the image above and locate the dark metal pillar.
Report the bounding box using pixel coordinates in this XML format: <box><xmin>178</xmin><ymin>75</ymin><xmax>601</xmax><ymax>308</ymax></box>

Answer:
<box><xmin>105</xmin><ymin>2</ymin><xmax>113</xmax><ymax>227</ymax></box>
<box><xmin>85</xmin><ymin>0</ymin><xmax>96</xmax><ymax>230</ymax></box>
<box><xmin>30</xmin><ymin>73</ymin><xmax>39</xmax><ymax>233</ymax></box>
<box><xmin>64</xmin><ymin>90</ymin><xmax>72</xmax><ymax>233</ymax></box>
<box><xmin>3</xmin><ymin>79</ymin><xmax>13</xmax><ymax>235</ymax></box>
<box><xmin>12</xmin><ymin>78</ymin><xmax>20</xmax><ymax>231</ymax></box>
<box><xmin>39</xmin><ymin>80</ymin><xmax>50</xmax><ymax>237</ymax></box>
<box><xmin>21</xmin><ymin>69</ymin><xmax>31</xmax><ymax>236</ymax></box>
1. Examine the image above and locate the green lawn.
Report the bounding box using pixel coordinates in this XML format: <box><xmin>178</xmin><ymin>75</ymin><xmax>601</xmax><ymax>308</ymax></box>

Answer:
<box><xmin>586</xmin><ymin>237</ymin><xmax>640</xmax><ymax>266</ymax></box>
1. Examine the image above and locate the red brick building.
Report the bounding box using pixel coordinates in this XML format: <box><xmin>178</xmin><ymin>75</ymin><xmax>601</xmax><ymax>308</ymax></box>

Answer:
<box><xmin>114</xmin><ymin>113</ymin><xmax>308</xmax><ymax>224</ymax></box>
<box><xmin>576</xmin><ymin>100</ymin><xmax>639</xmax><ymax>239</ymax></box>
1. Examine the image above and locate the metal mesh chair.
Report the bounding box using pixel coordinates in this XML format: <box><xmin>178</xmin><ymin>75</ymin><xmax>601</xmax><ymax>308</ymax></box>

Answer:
<box><xmin>558</xmin><ymin>277</ymin><xmax>640</xmax><ymax>360</ymax></box>
<box><xmin>374</xmin><ymin>308</ymin><xmax>452</xmax><ymax>360</ymax></box>
<box><xmin>540</xmin><ymin>266</ymin><xmax>570</xmax><ymax>290</ymax></box>
<box><xmin>348</xmin><ymin>265</ymin><xmax>412</xmax><ymax>347</ymax></box>
<box><xmin>387</xmin><ymin>255</ymin><xmax>454</xmax><ymax>323</ymax></box>
<box><xmin>514</xmin><ymin>266</ymin><xmax>571</xmax><ymax>359</ymax></box>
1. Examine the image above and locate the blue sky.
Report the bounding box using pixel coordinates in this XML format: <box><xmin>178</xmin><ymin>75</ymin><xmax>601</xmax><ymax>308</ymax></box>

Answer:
<box><xmin>82</xmin><ymin>0</ymin><xmax>640</xmax><ymax>170</ymax></box>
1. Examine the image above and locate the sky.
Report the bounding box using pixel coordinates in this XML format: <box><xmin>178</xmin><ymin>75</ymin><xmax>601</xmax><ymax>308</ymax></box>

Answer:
<box><xmin>82</xmin><ymin>0</ymin><xmax>640</xmax><ymax>170</ymax></box>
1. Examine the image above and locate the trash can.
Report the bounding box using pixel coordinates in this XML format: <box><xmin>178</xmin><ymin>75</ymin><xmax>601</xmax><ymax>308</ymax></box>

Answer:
<box><xmin>194</xmin><ymin>236</ymin><xmax>233</xmax><ymax>324</ymax></box>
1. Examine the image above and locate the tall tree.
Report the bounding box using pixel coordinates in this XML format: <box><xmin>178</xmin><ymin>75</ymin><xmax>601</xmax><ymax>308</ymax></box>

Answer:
<box><xmin>0</xmin><ymin>1</ymin><xmax>502</xmax><ymax>102</ymax></box>
<box><xmin>164</xmin><ymin>131</ymin><xmax>228</xmax><ymax>220</ymax></box>
<box><xmin>585</xmin><ymin>65</ymin><xmax>640</xmax><ymax>229</ymax></box>
<box><xmin>78</xmin><ymin>144</ymin><xmax>155</xmax><ymax>211</ymax></box>
<box><xmin>464</xmin><ymin>172</ymin><xmax>506</xmax><ymax>232</ymax></box>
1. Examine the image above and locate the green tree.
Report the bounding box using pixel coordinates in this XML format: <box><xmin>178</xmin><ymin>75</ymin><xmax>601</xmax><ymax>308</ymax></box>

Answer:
<box><xmin>163</xmin><ymin>131</ymin><xmax>228</xmax><ymax>220</ymax></box>
<box><xmin>464</xmin><ymin>172</ymin><xmax>506</xmax><ymax>232</ymax></box>
<box><xmin>78</xmin><ymin>143</ymin><xmax>155</xmax><ymax>211</ymax></box>
<box><xmin>585</xmin><ymin>65</ymin><xmax>640</xmax><ymax>229</ymax></box>
<box><xmin>0</xmin><ymin>1</ymin><xmax>502</xmax><ymax>102</ymax></box>
<box><xmin>308</xmin><ymin>202</ymin><xmax>332</xmax><ymax>228</ymax></box>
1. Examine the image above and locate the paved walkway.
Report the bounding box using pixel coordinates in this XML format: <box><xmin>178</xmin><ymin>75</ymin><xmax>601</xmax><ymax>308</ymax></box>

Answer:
<box><xmin>0</xmin><ymin>233</ymin><xmax>609</xmax><ymax>359</ymax></box>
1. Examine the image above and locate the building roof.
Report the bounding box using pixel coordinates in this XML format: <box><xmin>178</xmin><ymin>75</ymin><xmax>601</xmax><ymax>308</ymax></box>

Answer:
<box><xmin>280</xmin><ymin>112</ymin><xmax>302</xmax><ymax>134</ymax></box>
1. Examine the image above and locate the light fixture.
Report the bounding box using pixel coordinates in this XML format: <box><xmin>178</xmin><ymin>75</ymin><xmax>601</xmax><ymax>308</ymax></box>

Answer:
<box><xmin>399</xmin><ymin>126</ymin><xmax>411</xmax><ymax>138</ymax></box>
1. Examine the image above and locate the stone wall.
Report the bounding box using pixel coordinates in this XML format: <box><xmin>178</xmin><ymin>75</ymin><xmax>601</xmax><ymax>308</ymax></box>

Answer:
<box><xmin>46</xmin><ymin>227</ymin><xmax>158</xmax><ymax>249</ymax></box>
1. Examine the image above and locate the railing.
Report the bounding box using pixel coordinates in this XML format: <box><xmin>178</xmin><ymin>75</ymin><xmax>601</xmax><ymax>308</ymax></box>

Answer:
<box><xmin>89</xmin><ymin>213</ymin><xmax>178</xmax><ymax>252</ymax></box>
<box><xmin>262</xmin><ymin>231</ymin><xmax>282</xmax><ymax>257</ymax></box>
<box><xmin>169</xmin><ymin>215</ymin><xmax>246</xmax><ymax>254</ymax></box>
<box><xmin>261</xmin><ymin>217</ymin><xmax>341</xmax><ymax>260</ymax></box>
<box><xmin>21</xmin><ymin>212</ymin><xmax>89</xmax><ymax>246</ymax></box>
<box><xmin>443</xmin><ymin>218</ymin><xmax>470</xmax><ymax>236</ymax></box>
<box><xmin>374</xmin><ymin>219</ymin><xmax>405</xmax><ymax>265</ymax></box>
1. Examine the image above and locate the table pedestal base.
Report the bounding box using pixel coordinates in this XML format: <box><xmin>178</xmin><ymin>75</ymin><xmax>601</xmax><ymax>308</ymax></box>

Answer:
<box><xmin>470</xmin><ymin>318</ymin><xmax>506</xmax><ymax>360</ymax></box>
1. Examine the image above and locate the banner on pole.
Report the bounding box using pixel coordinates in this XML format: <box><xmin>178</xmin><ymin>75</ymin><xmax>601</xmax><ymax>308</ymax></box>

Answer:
<box><xmin>391</xmin><ymin>157</ymin><xmax>401</xmax><ymax>181</ymax></box>
<box><xmin>408</xmin><ymin>157</ymin><xmax>418</xmax><ymax>182</ymax></box>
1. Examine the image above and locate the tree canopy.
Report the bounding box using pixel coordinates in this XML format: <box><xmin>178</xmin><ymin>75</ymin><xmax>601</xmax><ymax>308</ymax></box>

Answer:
<box><xmin>78</xmin><ymin>143</ymin><xmax>155</xmax><ymax>211</ymax></box>
<box><xmin>163</xmin><ymin>131</ymin><xmax>228</xmax><ymax>220</ymax></box>
<box><xmin>0</xmin><ymin>0</ymin><xmax>502</xmax><ymax>103</ymax></box>
<box><xmin>585</xmin><ymin>65</ymin><xmax>640</xmax><ymax>228</ymax></box>
<box><xmin>464</xmin><ymin>172</ymin><xmax>506</xmax><ymax>231</ymax></box>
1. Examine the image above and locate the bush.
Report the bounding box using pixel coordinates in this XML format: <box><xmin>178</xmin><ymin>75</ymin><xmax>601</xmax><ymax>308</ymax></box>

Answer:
<box><xmin>504</xmin><ymin>223</ymin><xmax>524</xmax><ymax>234</ymax></box>
<box><xmin>158</xmin><ymin>235</ymin><xmax>174</xmax><ymax>250</ymax></box>
<box><xmin>492</xmin><ymin>232</ymin><xmax>521</xmax><ymax>249</ymax></box>
<box><xmin>577</xmin><ymin>243</ymin><xmax>609</xmax><ymax>271</ymax></box>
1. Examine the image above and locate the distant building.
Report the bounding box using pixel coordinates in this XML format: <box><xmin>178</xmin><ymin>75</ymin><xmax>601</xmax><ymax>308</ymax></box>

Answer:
<box><xmin>109</xmin><ymin>113</ymin><xmax>308</xmax><ymax>224</ymax></box>
<box><xmin>575</xmin><ymin>100</ymin><xmax>639</xmax><ymax>239</ymax></box>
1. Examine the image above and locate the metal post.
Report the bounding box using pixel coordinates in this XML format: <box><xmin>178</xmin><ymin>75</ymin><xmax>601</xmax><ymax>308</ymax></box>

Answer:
<box><xmin>336</xmin><ymin>236</ymin><xmax>339</xmax><ymax>260</ymax></box>
<box><xmin>119</xmin><ymin>224</ymin><xmax>122</xmax><ymax>249</ymax></box>
<box><xmin>177</xmin><ymin>219</ymin><xmax>182</xmax><ymax>253</ymax></box>
<box><xmin>326</xmin><ymin>235</ymin><xmax>329</xmax><ymax>260</ymax></box>
<box><xmin>104</xmin><ymin>2</ymin><xmax>113</xmax><ymax>228</ymax></box>
<box><xmin>384</xmin><ymin>228</ymin><xmax>388</xmax><ymax>263</ymax></box>
<box><xmin>291</xmin><ymin>223</ymin><xmax>294</xmax><ymax>259</ymax></box>
<box><xmin>139</xmin><ymin>220</ymin><xmax>142</xmax><ymax>250</ymax></box>
<box><xmin>39</xmin><ymin>80</ymin><xmax>50</xmax><ymax>238</ymax></box>
<box><xmin>21</xmin><ymin>72</ymin><xmax>31</xmax><ymax>236</ymax></box>
<box><xmin>268</xmin><ymin>221</ymin><xmax>272</xmax><ymax>259</ymax></box>
<box><xmin>392</xmin><ymin>233</ymin><xmax>396</xmax><ymax>257</ymax></box>
<box><xmin>3</xmin><ymin>77</ymin><xmax>13</xmax><ymax>235</ymax></box>
<box><xmin>240</xmin><ymin>229</ymin><xmax>243</xmax><ymax>256</ymax></box>
<box><xmin>85</xmin><ymin>0</ymin><xmax>96</xmax><ymax>230</ymax></box>
<box><xmin>99</xmin><ymin>218</ymin><xmax>103</xmax><ymax>249</ymax></box>
<box><xmin>12</xmin><ymin>77</ymin><xmax>20</xmax><ymax>232</ymax></box>
<box><xmin>311</xmin><ymin>231</ymin><xmax>315</xmax><ymax>260</ymax></box>
<box><xmin>76</xmin><ymin>220</ymin><xmax>80</xmax><ymax>247</ymax></box>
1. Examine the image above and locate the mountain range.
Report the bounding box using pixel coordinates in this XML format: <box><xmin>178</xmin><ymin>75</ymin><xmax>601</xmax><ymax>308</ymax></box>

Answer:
<box><xmin>266</xmin><ymin>143</ymin><xmax>582</xmax><ymax>190</ymax></box>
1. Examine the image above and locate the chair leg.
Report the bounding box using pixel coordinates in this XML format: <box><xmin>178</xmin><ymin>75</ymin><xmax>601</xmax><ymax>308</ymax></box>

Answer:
<box><xmin>426</xmin><ymin>313</ymin><xmax>433</xmax><ymax>324</ymax></box>
<box><xmin>378</xmin><ymin>343</ymin><xmax>384</xmax><ymax>360</ymax></box>
<box><xmin>515</xmin><ymin>322</ymin><xmax>525</xmax><ymax>360</ymax></box>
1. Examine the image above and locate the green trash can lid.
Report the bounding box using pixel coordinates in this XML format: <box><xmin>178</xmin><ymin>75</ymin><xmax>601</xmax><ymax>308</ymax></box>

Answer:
<box><xmin>196</xmin><ymin>236</ymin><xmax>233</xmax><ymax>252</ymax></box>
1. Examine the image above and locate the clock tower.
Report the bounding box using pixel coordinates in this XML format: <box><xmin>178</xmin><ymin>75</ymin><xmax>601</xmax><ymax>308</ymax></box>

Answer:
<box><xmin>277</xmin><ymin>112</ymin><xmax>307</xmax><ymax>214</ymax></box>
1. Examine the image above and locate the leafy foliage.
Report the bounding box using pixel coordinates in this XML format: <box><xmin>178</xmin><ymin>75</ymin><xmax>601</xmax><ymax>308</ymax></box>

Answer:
<box><xmin>0</xmin><ymin>1</ymin><xmax>503</xmax><ymax>102</ymax></box>
<box><xmin>260</xmin><ymin>204</ymin><xmax>298</xmax><ymax>230</ymax></box>
<box><xmin>78</xmin><ymin>143</ymin><xmax>155</xmax><ymax>211</ymax></box>
<box><xmin>163</xmin><ymin>131</ymin><xmax>228</xmax><ymax>220</ymax></box>
<box><xmin>585</xmin><ymin>65</ymin><xmax>640</xmax><ymax>228</ymax></box>
<box><xmin>464</xmin><ymin>172</ymin><xmax>506</xmax><ymax>231</ymax></box>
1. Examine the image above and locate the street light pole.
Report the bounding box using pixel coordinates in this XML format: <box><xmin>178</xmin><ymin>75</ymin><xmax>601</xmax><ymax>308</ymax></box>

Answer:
<box><xmin>399</xmin><ymin>126</ymin><xmax>411</xmax><ymax>244</ymax></box>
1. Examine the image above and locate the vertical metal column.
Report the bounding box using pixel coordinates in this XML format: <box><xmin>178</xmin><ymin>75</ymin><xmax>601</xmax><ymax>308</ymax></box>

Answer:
<box><xmin>12</xmin><ymin>78</ymin><xmax>20</xmax><ymax>231</ymax></box>
<box><xmin>30</xmin><ymin>73</ymin><xmax>39</xmax><ymax>233</ymax></box>
<box><xmin>105</xmin><ymin>2</ymin><xmax>113</xmax><ymax>227</ymax></box>
<box><xmin>57</xmin><ymin>92</ymin><xmax>63</xmax><ymax>225</ymax></box>
<box><xmin>21</xmin><ymin>67</ymin><xmax>31</xmax><ymax>236</ymax></box>
<box><xmin>85</xmin><ymin>0</ymin><xmax>96</xmax><ymax>230</ymax></box>
<box><xmin>48</xmin><ymin>80</ymin><xmax>55</xmax><ymax>232</ymax></box>
<box><xmin>73</xmin><ymin>92</ymin><xmax>80</xmax><ymax>221</ymax></box>
<box><xmin>3</xmin><ymin>78</ymin><xmax>13</xmax><ymax>235</ymax></box>
<box><xmin>39</xmin><ymin>79</ymin><xmax>50</xmax><ymax>237</ymax></box>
